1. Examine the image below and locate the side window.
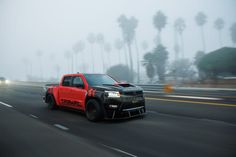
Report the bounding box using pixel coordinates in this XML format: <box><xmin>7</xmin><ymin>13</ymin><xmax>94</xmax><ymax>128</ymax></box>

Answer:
<box><xmin>62</xmin><ymin>76</ymin><xmax>72</xmax><ymax>87</ymax></box>
<box><xmin>72</xmin><ymin>76</ymin><xmax>84</xmax><ymax>88</ymax></box>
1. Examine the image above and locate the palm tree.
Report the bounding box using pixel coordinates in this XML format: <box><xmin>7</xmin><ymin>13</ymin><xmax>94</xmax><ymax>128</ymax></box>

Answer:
<box><xmin>152</xmin><ymin>45</ymin><xmax>168</xmax><ymax>82</ymax></box>
<box><xmin>153</xmin><ymin>11</ymin><xmax>167</xmax><ymax>45</ymax></box>
<box><xmin>96</xmin><ymin>33</ymin><xmax>105</xmax><ymax>73</ymax></box>
<box><xmin>104</xmin><ymin>43</ymin><xmax>112</xmax><ymax>70</ymax></box>
<box><xmin>73</xmin><ymin>40</ymin><xmax>85</xmax><ymax>72</ymax></box>
<box><xmin>194</xmin><ymin>51</ymin><xmax>205</xmax><ymax>80</ymax></box>
<box><xmin>195</xmin><ymin>12</ymin><xmax>207</xmax><ymax>51</ymax></box>
<box><xmin>118</xmin><ymin>15</ymin><xmax>138</xmax><ymax>81</ymax></box>
<box><xmin>36</xmin><ymin>50</ymin><xmax>43</xmax><ymax>81</ymax></box>
<box><xmin>214</xmin><ymin>18</ymin><xmax>225</xmax><ymax>47</ymax></box>
<box><xmin>114</xmin><ymin>38</ymin><xmax>123</xmax><ymax>64</ymax></box>
<box><xmin>123</xmin><ymin>42</ymin><xmax>129</xmax><ymax>67</ymax></box>
<box><xmin>87</xmin><ymin>33</ymin><xmax>96</xmax><ymax>72</ymax></box>
<box><xmin>230</xmin><ymin>22</ymin><xmax>236</xmax><ymax>46</ymax></box>
<box><xmin>134</xmin><ymin>35</ymin><xmax>141</xmax><ymax>83</ymax></box>
<box><xmin>141</xmin><ymin>41</ymin><xmax>149</xmax><ymax>62</ymax></box>
<box><xmin>142</xmin><ymin>52</ymin><xmax>155</xmax><ymax>83</ymax></box>
<box><xmin>174</xmin><ymin>27</ymin><xmax>180</xmax><ymax>61</ymax></box>
<box><xmin>175</xmin><ymin>18</ymin><xmax>186</xmax><ymax>58</ymax></box>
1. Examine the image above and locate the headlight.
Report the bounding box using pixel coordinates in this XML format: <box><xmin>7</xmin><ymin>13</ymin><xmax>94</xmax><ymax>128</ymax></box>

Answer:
<box><xmin>105</xmin><ymin>91</ymin><xmax>120</xmax><ymax>98</ymax></box>
<box><xmin>5</xmin><ymin>80</ymin><xmax>10</xmax><ymax>84</ymax></box>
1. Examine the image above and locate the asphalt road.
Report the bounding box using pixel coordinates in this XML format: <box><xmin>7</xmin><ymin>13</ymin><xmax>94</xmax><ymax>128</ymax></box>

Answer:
<box><xmin>0</xmin><ymin>84</ymin><xmax>236</xmax><ymax>157</ymax></box>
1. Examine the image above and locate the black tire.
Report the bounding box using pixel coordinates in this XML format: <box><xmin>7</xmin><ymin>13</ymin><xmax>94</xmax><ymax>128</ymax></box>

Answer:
<box><xmin>85</xmin><ymin>99</ymin><xmax>103</xmax><ymax>122</ymax></box>
<box><xmin>47</xmin><ymin>95</ymin><xmax>57</xmax><ymax>110</ymax></box>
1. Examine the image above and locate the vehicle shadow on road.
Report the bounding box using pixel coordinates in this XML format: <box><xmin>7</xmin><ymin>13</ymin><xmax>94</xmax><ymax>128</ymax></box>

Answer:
<box><xmin>52</xmin><ymin>106</ymin><xmax>146</xmax><ymax>124</ymax></box>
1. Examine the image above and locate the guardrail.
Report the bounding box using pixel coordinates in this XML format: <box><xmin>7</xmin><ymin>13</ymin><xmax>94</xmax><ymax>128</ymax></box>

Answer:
<box><xmin>10</xmin><ymin>81</ymin><xmax>236</xmax><ymax>92</ymax></box>
<box><xmin>137</xmin><ymin>84</ymin><xmax>165</xmax><ymax>91</ymax></box>
<box><xmin>11</xmin><ymin>81</ymin><xmax>166</xmax><ymax>91</ymax></box>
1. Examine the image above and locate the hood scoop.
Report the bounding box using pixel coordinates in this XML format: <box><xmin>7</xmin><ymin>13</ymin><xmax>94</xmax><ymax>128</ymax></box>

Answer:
<box><xmin>115</xmin><ymin>83</ymin><xmax>134</xmax><ymax>87</ymax></box>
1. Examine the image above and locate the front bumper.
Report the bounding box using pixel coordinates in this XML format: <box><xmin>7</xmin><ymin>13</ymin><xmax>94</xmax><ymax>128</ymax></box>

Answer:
<box><xmin>103</xmin><ymin>96</ymin><xmax>146</xmax><ymax>119</ymax></box>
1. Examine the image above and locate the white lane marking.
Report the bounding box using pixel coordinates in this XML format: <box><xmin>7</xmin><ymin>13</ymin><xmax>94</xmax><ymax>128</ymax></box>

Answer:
<box><xmin>54</xmin><ymin>124</ymin><xmax>69</xmax><ymax>131</ymax></box>
<box><xmin>164</xmin><ymin>95</ymin><xmax>222</xmax><ymax>100</ymax></box>
<box><xmin>0</xmin><ymin>101</ymin><xmax>13</xmax><ymax>108</ymax></box>
<box><xmin>101</xmin><ymin>144</ymin><xmax>137</xmax><ymax>157</ymax></box>
<box><xmin>30</xmin><ymin>114</ymin><xmax>38</xmax><ymax>119</ymax></box>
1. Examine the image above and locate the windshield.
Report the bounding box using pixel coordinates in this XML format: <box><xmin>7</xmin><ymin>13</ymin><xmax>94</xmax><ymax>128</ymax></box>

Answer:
<box><xmin>84</xmin><ymin>74</ymin><xmax>117</xmax><ymax>86</ymax></box>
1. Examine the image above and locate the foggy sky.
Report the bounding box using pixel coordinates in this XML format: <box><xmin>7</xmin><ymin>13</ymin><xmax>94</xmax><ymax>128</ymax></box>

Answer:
<box><xmin>1</xmin><ymin>0</ymin><xmax>236</xmax><ymax>80</ymax></box>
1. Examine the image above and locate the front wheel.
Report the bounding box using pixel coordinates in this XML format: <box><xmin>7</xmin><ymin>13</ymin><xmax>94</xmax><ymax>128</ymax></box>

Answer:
<box><xmin>85</xmin><ymin>99</ymin><xmax>103</xmax><ymax>122</ymax></box>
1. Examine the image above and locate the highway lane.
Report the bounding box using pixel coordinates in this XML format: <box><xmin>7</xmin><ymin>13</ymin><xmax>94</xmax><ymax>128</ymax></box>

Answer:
<box><xmin>0</xmin><ymin>84</ymin><xmax>236</xmax><ymax>157</ymax></box>
<box><xmin>0</xmin><ymin>104</ymin><xmax>120</xmax><ymax>157</ymax></box>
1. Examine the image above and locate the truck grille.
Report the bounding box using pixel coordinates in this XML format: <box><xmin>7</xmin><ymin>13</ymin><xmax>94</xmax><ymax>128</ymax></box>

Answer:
<box><xmin>122</xmin><ymin>91</ymin><xmax>143</xmax><ymax>96</ymax></box>
<box><xmin>121</xmin><ymin>101</ymin><xmax>144</xmax><ymax>109</ymax></box>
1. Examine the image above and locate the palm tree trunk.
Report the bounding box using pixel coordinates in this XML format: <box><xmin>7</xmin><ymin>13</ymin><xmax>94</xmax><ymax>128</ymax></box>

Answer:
<box><xmin>39</xmin><ymin>56</ymin><xmax>43</xmax><ymax>81</ymax></box>
<box><xmin>106</xmin><ymin>51</ymin><xmax>111</xmax><ymax>71</ymax></box>
<box><xmin>118</xmin><ymin>49</ymin><xmax>121</xmax><ymax>64</ymax></box>
<box><xmin>150</xmin><ymin>77</ymin><xmax>153</xmax><ymax>84</ymax></box>
<box><xmin>218</xmin><ymin>30</ymin><xmax>222</xmax><ymax>47</ymax></box>
<box><xmin>75</xmin><ymin>53</ymin><xmax>78</xmax><ymax>72</ymax></box>
<box><xmin>174</xmin><ymin>30</ymin><xmax>178</xmax><ymax>61</ymax></box>
<box><xmin>100</xmin><ymin>44</ymin><xmax>105</xmax><ymax>73</ymax></box>
<box><xmin>81</xmin><ymin>52</ymin><xmax>85</xmax><ymax>73</ymax></box>
<box><xmin>127</xmin><ymin>44</ymin><xmax>133</xmax><ymax>81</ymax></box>
<box><xmin>134</xmin><ymin>37</ymin><xmax>140</xmax><ymax>83</ymax></box>
<box><xmin>158</xmin><ymin>30</ymin><xmax>162</xmax><ymax>45</ymax></box>
<box><xmin>91</xmin><ymin>44</ymin><xmax>95</xmax><ymax>72</ymax></box>
<box><xmin>71</xmin><ymin>54</ymin><xmax>74</xmax><ymax>73</ymax></box>
<box><xmin>124</xmin><ymin>45</ymin><xmax>129</xmax><ymax>67</ymax></box>
<box><xmin>67</xmin><ymin>59</ymin><xmax>70</xmax><ymax>73</ymax></box>
<box><xmin>180</xmin><ymin>34</ymin><xmax>184</xmax><ymax>58</ymax></box>
<box><xmin>201</xmin><ymin>26</ymin><xmax>206</xmax><ymax>52</ymax></box>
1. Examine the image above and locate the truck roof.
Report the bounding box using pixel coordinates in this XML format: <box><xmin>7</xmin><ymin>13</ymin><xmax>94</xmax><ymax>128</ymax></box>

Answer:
<box><xmin>62</xmin><ymin>73</ymin><xmax>105</xmax><ymax>77</ymax></box>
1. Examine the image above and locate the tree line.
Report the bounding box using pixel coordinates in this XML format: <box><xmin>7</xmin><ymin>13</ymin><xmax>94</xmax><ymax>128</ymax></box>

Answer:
<box><xmin>22</xmin><ymin>11</ymin><xmax>236</xmax><ymax>82</ymax></box>
<box><xmin>141</xmin><ymin>11</ymin><xmax>236</xmax><ymax>83</ymax></box>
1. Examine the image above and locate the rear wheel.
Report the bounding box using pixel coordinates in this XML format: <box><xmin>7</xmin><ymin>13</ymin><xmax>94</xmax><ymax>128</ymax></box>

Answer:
<box><xmin>85</xmin><ymin>99</ymin><xmax>103</xmax><ymax>122</ymax></box>
<box><xmin>47</xmin><ymin>95</ymin><xmax>57</xmax><ymax>110</ymax></box>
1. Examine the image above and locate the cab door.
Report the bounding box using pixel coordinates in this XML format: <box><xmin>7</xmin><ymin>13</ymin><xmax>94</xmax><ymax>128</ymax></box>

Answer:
<box><xmin>58</xmin><ymin>76</ymin><xmax>73</xmax><ymax>107</ymax></box>
<box><xmin>70</xmin><ymin>76</ymin><xmax>87</xmax><ymax>110</ymax></box>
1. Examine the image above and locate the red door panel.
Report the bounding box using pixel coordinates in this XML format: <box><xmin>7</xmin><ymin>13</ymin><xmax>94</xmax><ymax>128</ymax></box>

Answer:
<box><xmin>58</xmin><ymin>86</ymin><xmax>72</xmax><ymax>107</ymax></box>
<box><xmin>70</xmin><ymin>87</ymin><xmax>87</xmax><ymax>110</ymax></box>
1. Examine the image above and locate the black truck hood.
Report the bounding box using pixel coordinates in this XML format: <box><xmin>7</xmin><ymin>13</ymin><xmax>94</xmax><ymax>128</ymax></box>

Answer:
<box><xmin>92</xmin><ymin>83</ymin><xmax>143</xmax><ymax>93</ymax></box>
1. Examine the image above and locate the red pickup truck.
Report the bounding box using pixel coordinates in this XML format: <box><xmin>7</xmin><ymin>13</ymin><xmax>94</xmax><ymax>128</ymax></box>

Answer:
<box><xmin>43</xmin><ymin>73</ymin><xmax>145</xmax><ymax>121</ymax></box>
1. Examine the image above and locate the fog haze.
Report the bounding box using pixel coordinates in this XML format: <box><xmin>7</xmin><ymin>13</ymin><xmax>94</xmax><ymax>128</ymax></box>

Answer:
<box><xmin>1</xmin><ymin>0</ymin><xmax>236</xmax><ymax>81</ymax></box>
